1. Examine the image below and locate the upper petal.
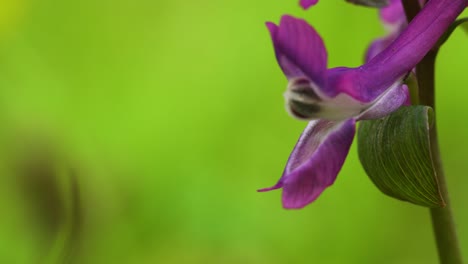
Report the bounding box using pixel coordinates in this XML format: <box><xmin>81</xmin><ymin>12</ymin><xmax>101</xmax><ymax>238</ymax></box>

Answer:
<box><xmin>362</xmin><ymin>0</ymin><xmax>467</xmax><ymax>90</ymax></box>
<box><xmin>380</xmin><ymin>0</ymin><xmax>406</xmax><ymax>26</ymax></box>
<box><xmin>267</xmin><ymin>15</ymin><xmax>328</xmax><ymax>88</ymax></box>
<box><xmin>366</xmin><ymin>0</ymin><xmax>406</xmax><ymax>63</ymax></box>
<box><xmin>259</xmin><ymin>119</ymin><xmax>356</xmax><ymax>209</ymax></box>
<box><xmin>300</xmin><ymin>0</ymin><xmax>319</xmax><ymax>9</ymax></box>
<box><xmin>365</xmin><ymin>35</ymin><xmax>397</xmax><ymax>63</ymax></box>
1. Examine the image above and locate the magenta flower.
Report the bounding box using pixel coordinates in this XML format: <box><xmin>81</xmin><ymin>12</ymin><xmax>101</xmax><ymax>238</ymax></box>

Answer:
<box><xmin>365</xmin><ymin>0</ymin><xmax>408</xmax><ymax>61</ymax></box>
<box><xmin>300</xmin><ymin>0</ymin><xmax>318</xmax><ymax>9</ymax></box>
<box><xmin>260</xmin><ymin>0</ymin><xmax>467</xmax><ymax>209</ymax></box>
<box><xmin>367</xmin><ymin>0</ymin><xmax>468</xmax><ymax>61</ymax></box>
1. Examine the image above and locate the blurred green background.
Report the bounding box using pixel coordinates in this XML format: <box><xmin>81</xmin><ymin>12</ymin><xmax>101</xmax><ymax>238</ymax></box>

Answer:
<box><xmin>0</xmin><ymin>0</ymin><xmax>467</xmax><ymax>263</ymax></box>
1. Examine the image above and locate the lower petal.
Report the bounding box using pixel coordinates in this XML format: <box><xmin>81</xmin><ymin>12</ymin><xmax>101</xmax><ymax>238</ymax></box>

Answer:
<box><xmin>259</xmin><ymin>119</ymin><xmax>356</xmax><ymax>209</ymax></box>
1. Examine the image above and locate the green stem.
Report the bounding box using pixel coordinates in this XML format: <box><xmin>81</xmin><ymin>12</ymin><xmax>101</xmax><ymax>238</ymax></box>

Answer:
<box><xmin>401</xmin><ymin>1</ymin><xmax>463</xmax><ymax>263</ymax></box>
<box><xmin>417</xmin><ymin>52</ymin><xmax>463</xmax><ymax>264</ymax></box>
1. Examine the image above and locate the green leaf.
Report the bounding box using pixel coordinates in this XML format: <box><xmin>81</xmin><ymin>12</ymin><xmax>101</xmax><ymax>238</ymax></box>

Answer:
<box><xmin>357</xmin><ymin>106</ymin><xmax>444</xmax><ymax>208</ymax></box>
<box><xmin>436</xmin><ymin>17</ymin><xmax>468</xmax><ymax>48</ymax></box>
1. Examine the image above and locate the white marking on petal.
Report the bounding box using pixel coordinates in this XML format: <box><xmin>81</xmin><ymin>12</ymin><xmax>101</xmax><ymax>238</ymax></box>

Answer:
<box><xmin>284</xmin><ymin>76</ymin><xmax>406</xmax><ymax>121</ymax></box>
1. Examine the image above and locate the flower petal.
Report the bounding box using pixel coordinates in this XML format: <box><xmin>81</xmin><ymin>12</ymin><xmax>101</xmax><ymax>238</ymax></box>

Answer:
<box><xmin>362</xmin><ymin>0</ymin><xmax>467</xmax><ymax>90</ymax></box>
<box><xmin>365</xmin><ymin>35</ymin><xmax>396</xmax><ymax>62</ymax></box>
<box><xmin>358</xmin><ymin>83</ymin><xmax>408</xmax><ymax>120</ymax></box>
<box><xmin>284</xmin><ymin>76</ymin><xmax>367</xmax><ymax>120</ymax></box>
<box><xmin>268</xmin><ymin>15</ymin><xmax>406</xmax><ymax>120</ymax></box>
<box><xmin>380</xmin><ymin>0</ymin><xmax>405</xmax><ymax>26</ymax></box>
<box><xmin>284</xmin><ymin>69</ymin><xmax>406</xmax><ymax>121</ymax></box>
<box><xmin>259</xmin><ymin>119</ymin><xmax>356</xmax><ymax>209</ymax></box>
<box><xmin>266</xmin><ymin>15</ymin><xmax>327</xmax><ymax>88</ymax></box>
<box><xmin>366</xmin><ymin>0</ymin><xmax>406</xmax><ymax>62</ymax></box>
<box><xmin>299</xmin><ymin>0</ymin><xmax>319</xmax><ymax>9</ymax></box>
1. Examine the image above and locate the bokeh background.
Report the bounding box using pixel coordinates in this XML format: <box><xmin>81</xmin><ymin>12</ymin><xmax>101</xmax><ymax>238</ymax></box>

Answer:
<box><xmin>0</xmin><ymin>0</ymin><xmax>467</xmax><ymax>263</ymax></box>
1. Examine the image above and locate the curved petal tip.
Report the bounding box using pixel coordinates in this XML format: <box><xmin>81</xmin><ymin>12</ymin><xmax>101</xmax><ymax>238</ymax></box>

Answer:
<box><xmin>267</xmin><ymin>15</ymin><xmax>328</xmax><ymax>87</ymax></box>
<box><xmin>300</xmin><ymin>0</ymin><xmax>319</xmax><ymax>9</ymax></box>
<box><xmin>260</xmin><ymin>119</ymin><xmax>356</xmax><ymax>209</ymax></box>
<box><xmin>265</xmin><ymin>21</ymin><xmax>277</xmax><ymax>36</ymax></box>
<box><xmin>258</xmin><ymin>183</ymin><xmax>282</xmax><ymax>192</ymax></box>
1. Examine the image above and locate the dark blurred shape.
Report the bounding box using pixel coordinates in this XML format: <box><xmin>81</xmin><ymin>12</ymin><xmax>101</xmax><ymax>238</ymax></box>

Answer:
<box><xmin>5</xmin><ymin>131</ymin><xmax>82</xmax><ymax>263</ymax></box>
<box><xmin>15</xmin><ymin>142</ymin><xmax>64</xmax><ymax>238</ymax></box>
<box><xmin>346</xmin><ymin>0</ymin><xmax>389</xmax><ymax>8</ymax></box>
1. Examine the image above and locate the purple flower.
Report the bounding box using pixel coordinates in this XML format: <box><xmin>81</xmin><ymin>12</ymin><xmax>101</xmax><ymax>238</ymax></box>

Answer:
<box><xmin>365</xmin><ymin>0</ymin><xmax>407</xmax><ymax>61</ymax></box>
<box><xmin>366</xmin><ymin>0</ymin><xmax>427</xmax><ymax>61</ymax></box>
<box><xmin>300</xmin><ymin>0</ymin><xmax>318</xmax><ymax>9</ymax></box>
<box><xmin>260</xmin><ymin>0</ymin><xmax>467</xmax><ymax>209</ymax></box>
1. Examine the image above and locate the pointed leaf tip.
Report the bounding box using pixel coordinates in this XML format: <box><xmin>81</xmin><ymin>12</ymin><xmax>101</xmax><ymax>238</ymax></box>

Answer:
<box><xmin>357</xmin><ymin>106</ymin><xmax>444</xmax><ymax>208</ymax></box>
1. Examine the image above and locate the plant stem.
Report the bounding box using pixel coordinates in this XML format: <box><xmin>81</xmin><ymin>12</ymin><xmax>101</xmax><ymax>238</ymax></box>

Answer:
<box><xmin>401</xmin><ymin>1</ymin><xmax>463</xmax><ymax>262</ymax></box>
<box><xmin>401</xmin><ymin>0</ymin><xmax>421</xmax><ymax>105</ymax></box>
<box><xmin>402</xmin><ymin>0</ymin><xmax>421</xmax><ymax>22</ymax></box>
<box><xmin>417</xmin><ymin>51</ymin><xmax>463</xmax><ymax>264</ymax></box>
<box><xmin>429</xmin><ymin>128</ymin><xmax>463</xmax><ymax>264</ymax></box>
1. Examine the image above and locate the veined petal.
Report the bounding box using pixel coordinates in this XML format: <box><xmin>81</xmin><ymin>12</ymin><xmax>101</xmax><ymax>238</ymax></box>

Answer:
<box><xmin>259</xmin><ymin>119</ymin><xmax>356</xmax><ymax>209</ymax></box>
<box><xmin>266</xmin><ymin>15</ymin><xmax>327</xmax><ymax>88</ymax></box>
<box><xmin>362</xmin><ymin>0</ymin><xmax>467</xmax><ymax>90</ymax></box>
<box><xmin>300</xmin><ymin>0</ymin><xmax>319</xmax><ymax>9</ymax></box>
<box><xmin>358</xmin><ymin>83</ymin><xmax>408</xmax><ymax>120</ymax></box>
<box><xmin>284</xmin><ymin>68</ymin><xmax>406</xmax><ymax>120</ymax></box>
<box><xmin>365</xmin><ymin>4</ymin><xmax>404</xmax><ymax>62</ymax></box>
<box><xmin>365</xmin><ymin>0</ymin><xmax>409</xmax><ymax>62</ymax></box>
<box><xmin>365</xmin><ymin>34</ymin><xmax>397</xmax><ymax>62</ymax></box>
<box><xmin>269</xmin><ymin>0</ymin><xmax>466</xmax><ymax>122</ymax></box>
<box><xmin>370</xmin><ymin>0</ymin><xmax>427</xmax><ymax>59</ymax></box>
<box><xmin>267</xmin><ymin>16</ymin><xmax>408</xmax><ymax>118</ymax></box>
<box><xmin>284</xmin><ymin>76</ymin><xmax>369</xmax><ymax>121</ymax></box>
